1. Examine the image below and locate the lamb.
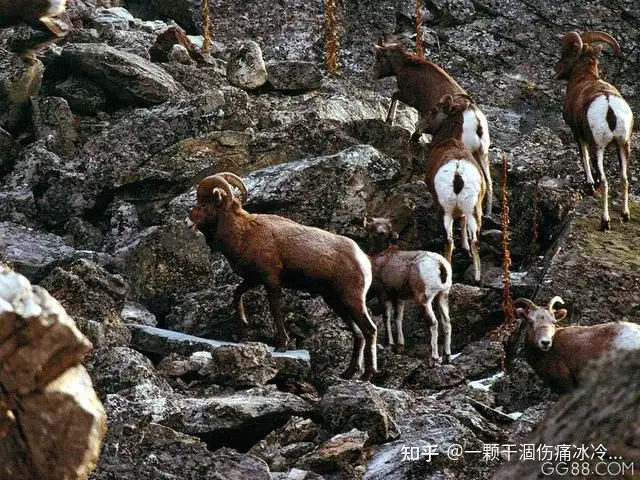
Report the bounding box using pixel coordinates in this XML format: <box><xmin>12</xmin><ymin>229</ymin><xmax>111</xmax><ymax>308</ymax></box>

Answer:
<box><xmin>422</xmin><ymin>93</ymin><xmax>486</xmax><ymax>283</ymax></box>
<box><xmin>0</xmin><ymin>0</ymin><xmax>68</xmax><ymax>61</ymax></box>
<box><xmin>184</xmin><ymin>172</ymin><xmax>379</xmax><ymax>380</ymax></box>
<box><xmin>363</xmin><ymin>216</ymin><xmax>453</xmax><ymax>366</ymax></box>
<box><xmin>555</xmin><ymin>31</ymin><xmax>633</xmax><ymax>231</ymax></box>
<box><xmin>373</xmin><ymin>36</ymin><xmax>493</xmax><ymax>215</ymax></box>
<box><xmin>515</xmin><ymin>296</ymin><xmax>640</xmax><ymax>393</ymax></box>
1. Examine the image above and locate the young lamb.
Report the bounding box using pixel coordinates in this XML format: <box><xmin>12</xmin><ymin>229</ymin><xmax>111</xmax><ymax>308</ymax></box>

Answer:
<box><xmin>0</xmin><ymin>0</ymin><xmax>68</xmax><ymax>61</ymax></box>
<box><xmin>184</xmin><ymin>172</ymin><xmax>378</xmax><ymax>381</ymax></box>
<box><xmin>515</xmin><ymin>296</ymin><xmax>640</xmax><ymax>393</ymax></box>
<box><xmin>373</xmin><ymin>36</ymin><xmax>493</xmax><ymax>215</ymax></box>
<box><xmin>555</xmin><ymin>31</ymin><xmax>634</xmax><ymax>231</ymax></box>
<box><xmin>363</xmin><ymin>217</ymin><xmax>453</xmax><ymax>366</ymax></box>
<box><xmin>422</xmin><ymin>93</ymin><xmax>487</xmax><ymax>283</ymax></box>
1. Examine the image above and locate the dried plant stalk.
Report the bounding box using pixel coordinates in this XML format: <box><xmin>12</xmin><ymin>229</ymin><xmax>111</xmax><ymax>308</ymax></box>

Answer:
<box><xmin>532</xmin><ymin>182</ymin><xmax>539</xmax><ymax>244</ymax></box>
<box><xmin>415</xmin><ymin>0</ymin><xmax>424</xmax><ymax>57</ymax></box>
<box><xmin>325</xmin><ymin>0</ymin><xmax>339</xmax><ymax>74</ymax></box>
<box><xmin>202</xmin><ymin>0</ymin><xmax>211</xmax><ymax>53</ymax></box>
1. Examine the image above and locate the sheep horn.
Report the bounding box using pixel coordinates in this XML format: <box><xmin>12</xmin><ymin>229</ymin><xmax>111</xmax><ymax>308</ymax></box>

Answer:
<box><xmin>547</xmin><ymin>296</ymin><xmax>564</xmax><ymax>312</ymax></box>
<box><xmin>562</xmin><ymin>31</ymin><xmax>583</xmax><ymax>52</ymax></box>
<box><xmin>216</xmin><ymin>172</ymin><xmax>248</xmax><ymax>204</ymax></box>
<box><xmin>581</xmin><ymin>31</ymin><xmax>621</xmax><ymax>56</ymax></box>
<box><xmin>513</xmin><ymin>298</ymin><xmax>537</xmax><ymax>310</ymax></box>
<box><xmin>453</xmin><ymin>93</ymin><xmax>474</xmax><ymax>103</ymax></box>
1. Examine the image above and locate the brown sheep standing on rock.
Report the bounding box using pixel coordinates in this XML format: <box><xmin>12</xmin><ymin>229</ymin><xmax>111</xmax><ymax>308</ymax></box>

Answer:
<box><xmin>184</xmin><ymin>172</ymin><xmax>379</xmax><ymax>381</ymax></box>
<box><xmin>0</xmin><ymin>0</ymin><xmax>68</xmax><ymax>61</ymax></box>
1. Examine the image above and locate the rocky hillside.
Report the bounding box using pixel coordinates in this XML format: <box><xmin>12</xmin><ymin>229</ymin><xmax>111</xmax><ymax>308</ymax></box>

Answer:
<box><xmin>1</xmin><ymin>0</ymin><xmax>639</xmax><ymax>478</ymax></box>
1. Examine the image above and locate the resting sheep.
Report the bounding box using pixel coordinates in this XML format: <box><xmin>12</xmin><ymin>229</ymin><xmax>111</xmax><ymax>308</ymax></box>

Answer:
<box><xmin>555</xmin><ymin>31</ymin><xmax>633</xmax><ymax>231</ymax></box>
<box><xmin>373</xmin><ymin>36</ymin><xmax>493</xmax><ymax>215</ymax></box>
<box><xmin>184</xmin><ymin>172</ymin><xmax>378</xmax><ymax>380</ymax></box>
<box><xmin>515</xmin><ymin>296</ymin><xmax>640</xmax><ymax>393</ymax></box>
<box><xmin>0</xmin><ymin>0</ymin><xmax>68</xmax><ymax>61</ymax></box>
<box><xmin>423</xmin><ymin>93</ymin><xmax>486</xmax><ymax>283</ymax></box>
<box><xmin>363</xmin><ymin>217</ymin><xmax>452</xmax><ymax>366</ymax></box>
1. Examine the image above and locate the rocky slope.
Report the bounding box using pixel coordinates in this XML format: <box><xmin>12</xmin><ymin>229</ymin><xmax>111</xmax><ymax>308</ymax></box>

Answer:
<box><xmin>1</xmin><ymin>0</ymin><xmax>639</xmax><ymax>478</ymax></box>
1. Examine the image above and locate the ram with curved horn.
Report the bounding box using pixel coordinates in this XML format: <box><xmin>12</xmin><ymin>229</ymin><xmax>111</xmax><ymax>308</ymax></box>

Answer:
<box><xmin>555</xmin><ymin>30</ymin><xmax>633</xmax><ymax>231</ymax></box>
<box><xmin>184</xmin><ymin>172</ymin><xmax>379</xmax><ymax>381</ymax></box>
<box><xmin>515</xmin><ymin>296</ymin><xmax>640</xmax><ymax>393</ymax></box>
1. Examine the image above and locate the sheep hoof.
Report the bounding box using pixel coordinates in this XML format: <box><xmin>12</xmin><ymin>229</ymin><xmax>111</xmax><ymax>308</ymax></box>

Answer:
<box><xmin>393</xmin><ymin>344</ymin><xmax>405</xmax><ymax>354</ymax></box>
<box><xmin>340</xmin><ymin>367</ymin><xmax>357</xmax><ymax>379</ymax></box>
<box><xmin>599</xmin><ymin>219</ymin><xmax>611</xmax><ymax>231</ymax></box>
<box><xmin>584</xmin><ymin>182</ymin><xmax>596</xmax><ymax>196</ymax></box>
<box><xmin>442</xmin><ymin>354</ymin><xmax>451</xmax><ymax>364</ymax></box>
<box><xmin>360</xmin><ymin>369</ymin><xmax>377</xmax><ymax>381</ymax></box>
<box><xmin>622</xmin><ymin>212</ymin><xmax>630</xmax><ymax>223</ymax></box>
<box><xmin>427</xmin><ymin>357</ymin><xmax>440</xmax><ymax>368</ymax></box>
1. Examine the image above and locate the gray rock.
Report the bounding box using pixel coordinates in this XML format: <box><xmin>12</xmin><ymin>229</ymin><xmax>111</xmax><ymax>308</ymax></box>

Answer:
<box><xmin>227</xmin><ymin>41</ymin><xmax>268</xmax><ymax>90</ymax></box>
<box><xmin>52</xmin><ymin>76</ymin><xmax>108</xmax><ymax>115</ymax></box>
<box><xmin>91</xmin><ymin>7</ymin><xmax>135</xmax><ymax>29</ymax></box>
<box><xmin>266</xmin><ymin>61</ymin><xmax>323</xmax><ymax>91</ymax></box>
<box><xmin>0</xmin><ymin>54</ymin><xmax>45</xmax><ymax>132</ymax></box>
<box><xmin>200</xmin><ymin>342</ymin><xmax>279</xmax><ymax>388</ymax></box>
<box><xmin>60</xmin><ymin>43</ymin><xmax>183</xmax><ymax>106</ymax></box>
<box><xmin>451</xmin><ymin>340</ymin><xmax>505</xmax><ymax>380</ymax></box>
<box><xmin>121</xmin><ymin>300</ymin><xmax>157</xmax><ymax>327</ymax></box>
<box><xmin>0</xmin><ymin>222</ymin><xmax>76</xmax><ymax>282</ymax></box>
<box><xmin>319</xmin><ymin>381</ymin><xmax>400</xmax><ymax>446</ymax></box>
<box><xmin>168</xmin><ymin>44</ymin><xmax>193</xmax><ymax>64</ymax></box>
<box><xmin>30</xmin><ymin>96</ymin><xmax>78</xmax><ymax>157</ymax></box>
<box><xmin>296</xmin><ymin>429</ymin><xmax>369</xmax><ymax>474</ymax></box>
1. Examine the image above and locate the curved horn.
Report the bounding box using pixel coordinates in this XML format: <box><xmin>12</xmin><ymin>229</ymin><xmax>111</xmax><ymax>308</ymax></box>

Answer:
<box><xmin>216</xmin><ymin>172</ymin><xmax>248</xmax><ymax>204</ymax></box>
<box><xmin>452</xmin><ymin>93</ymin><xmax>474</xmax><ymax>102</ymax></box>
<box><xmin>581</xmin><ymin>31</ymin><xmax>620</xmax><ymax>56</ymax></box>
<box><xmin>198</xmin><ymin>175</ymin><xmax>234</xmax><ymax>201</ymax></box>
<box><xmin>562</xmin><ymin>31</ymin><xmax>583</xmax><ymax>52</ymax></box>
<box><xmin>547</xmin><ymin>296</ymin><xmax>564</xmax><ymax>312</ymax></box>
<box><xmin>513</xmin><ymin>298</ymin><xmax>537</xmax><ymax>310</ymax></box>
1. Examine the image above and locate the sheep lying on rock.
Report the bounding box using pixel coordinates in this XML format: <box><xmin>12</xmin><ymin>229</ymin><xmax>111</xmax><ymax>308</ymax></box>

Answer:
<box><xmin>516</xmin><ymin>296</ymin><xmax>640</xmax><ymax>393</ymax></box>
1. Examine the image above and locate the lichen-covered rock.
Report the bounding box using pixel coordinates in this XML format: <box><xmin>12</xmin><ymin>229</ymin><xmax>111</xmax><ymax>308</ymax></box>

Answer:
<box><xmin>200</xmin><ymin>342</ymin><xmax>278</xmax><ymax>388</ymax></box>
<box><xmin>227</xmin><ymin>41</ymin><xmax>268</xmax><ymax>90</ymax></box>
<box><xmin>266</xmin><ymin>60</ymin><xmax>323</xmax><ymax>91</ymax></box>
<box><xmin>296</xmin><ymin>428</ymin><xmax>369</xmax><ymax>475</ymax></box>
<box><xmin>30</xmin><ymin>96</ymin><xmax>79</xmax><ymax>157</ymax></box>
<box><xmin>0</xmin><ymin>54</ymin><xmax>45</xmax><ymax>132</ymax></box>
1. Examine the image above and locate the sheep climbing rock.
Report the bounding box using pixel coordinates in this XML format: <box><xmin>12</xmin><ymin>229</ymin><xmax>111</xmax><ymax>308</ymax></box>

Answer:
<box><xmin>0</xmin><ymin>0</ymin><xmax>69</xmax><ymax>61</ymax></box>
<box><xmin>363</xmin><ymin>216</ymin><xmax>453</xmax><ymax>366</ymax></box>
<box><xmin>555</xmin><ymin>31</ymin><xmax>634</xmax><ymax>231</ymax></box>
<box><xmin>422</xmin><ymin>93</ymin><xmax>486</xmax><ymax>284</ymax></box>
<box><xmin>0</xmin><ymin>265</ymin><xmax>106</xmax><ymax>480</ymax></box>
<box><xmin>515</xmin><ymin>296</ymin><xmax>640</xmax><ymax>393</ymax></box>
<box><xmin>184</xmin><ymin>172</ymin><xmax>379</xmax><ymax>380</ymax></box>
<box><xmin>373</xmin><ymin>36</ymin><xmax>493</xmax><ymax>216</ymax></box>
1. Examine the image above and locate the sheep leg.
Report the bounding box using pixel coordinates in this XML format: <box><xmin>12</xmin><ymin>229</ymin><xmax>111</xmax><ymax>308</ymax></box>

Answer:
<box><xmin>344</xmin><ymin>296</ymin><xmax>378</xmax><ymax>381</ymax></box>
<box><xmin>595</xmin><ymin>148</ymin><xmax>610</xmax><ymax>231</ymax></box>
<box><xmin>475</xmin><ymin>151</ymin><xmax>493</xmax><ymax>215</ymax></box>
<box><xmin>266</xmin><ymin>286</ymin><xmax>290</xmax><ymax>352</ymax></box>
<box><xmin>619</xmin><ymin>140</ymin><xmax>631</xmax><ymax>222</ymax></box>
<box><xmin>393</xmin><ymin>300</ymin><xmax>405</xmax><ymax>354</ymax></box>
<box><xmin>460</xmin><ymin>215</ymin><xmax>470</xmax><ymax>253</ymax></box>
<box><xmin>385</xmin><ymin>93</ymin><xmax>400</xmax><ymax>124</ymax></box>
<box><xmin>443</xmin><ymin>213</ymin><xmax>455</xmax><ymax>263</ymax></box>
<box><xmin>423</xmin><ymin>296</ymin><xmax>440</xmax><ymax>368</ymax></box>
<box><xmin>341</xmin><ymin>321</ymin><xmax>365</xmax><ymax>380</ymax></box>
<box><xmin>438</xmin><ymin>291</ymin><xmax>452</xmax><ymax>364</ymax></box>
<box><xmin>579</xmin><ymin>141</ymin><xmax>596</xmax><ymax>195</ymax></box>
<box><xmin>468</xmin><ymin>211</ymin><xmax>482</xmax><ymax>284</ymax></box>
<box><xmin>233</xmin><ymin>279</ymin><xmax>256</xmax><ymax>326</ymax></box>
<box><xmin>383</xmin><ymin>300</ymin><xmax>394</xmax><ymax>347</ymax></box>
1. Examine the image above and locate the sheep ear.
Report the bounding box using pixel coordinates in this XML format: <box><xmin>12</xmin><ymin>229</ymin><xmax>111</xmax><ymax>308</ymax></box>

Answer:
<box><xmin>390</xmin><ymin>231</ymin><xmax>399</xmax><ymax>241</ymax></box>
<box><xmin>515</xmin><ymin>307</ymin><xmax>531</xmax><ymax>322</ymax></box>
<box><xmin>212</xmin><ymin>188</ymin><xmax>225</xmax><ymax>205</ymax></box>
<box><xmin>554</xmin><ymin>309</ymin><xmax>568</xmax><ymax>322</ymax></box>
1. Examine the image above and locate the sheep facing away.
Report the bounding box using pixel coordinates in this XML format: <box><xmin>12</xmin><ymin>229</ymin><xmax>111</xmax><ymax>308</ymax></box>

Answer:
<box><xmin>423</xmin><ymin>93</ymin><xmax>487</xmax><ymax>283</ymax></box>
<box><xmin>373</xmin><ymin>36</ymin><xmax>493</xmax><ymax>216</ymax></box>
<box><xmin>363</xmin><ymin>217</ymin><xmax>453</xmax><ymax>366</ymax></box>
<box><xmin>555</xmin><ymin>31</ymin><xmax>633</xmax><ymax>231</ymax></box>
<box><xmin>515</xmin><ymin>296</ymin><xmax>640</xmax><ymax>393</ymax></box>
<box><xmin>184</xmin><ymin>172</ymin><xmax>379</xmax><ymax>381</ymax></box>
<box><xmin>0</xmin><ymin>0</ymin><xmax>68</xmax><ymax>60</ymax></box>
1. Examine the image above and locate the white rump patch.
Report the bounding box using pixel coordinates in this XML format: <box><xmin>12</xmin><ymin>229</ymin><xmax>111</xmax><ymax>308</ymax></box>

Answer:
<box><xmin>587</xmin><ymin>95</ymin><xmax>633</xmax><ymax>148</ymax></box>
<box><xmin>613</xmin><ymin>323</ymin><xmax>640</xmax><ymax>350</ymax></box>
<box><xmin>462</xmin><ymin>108</ymin><xmax>490</xmax><ymax>154</ymax></box>
<box><xmin>433</xmin><ymin>159</ymin><xmax>483</xmax><ymax>216</ymax></box>
<box><xmin>46</xmin><ymin>0</ymin><xmax>67</xmax><ymax>16</ymax></box>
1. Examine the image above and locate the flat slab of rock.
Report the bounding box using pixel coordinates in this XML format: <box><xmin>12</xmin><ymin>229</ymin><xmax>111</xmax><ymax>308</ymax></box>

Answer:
<box><xmin>128</xmin><ymin>324</ymin><xmax>310</xmax><ymax>362</ymax></box>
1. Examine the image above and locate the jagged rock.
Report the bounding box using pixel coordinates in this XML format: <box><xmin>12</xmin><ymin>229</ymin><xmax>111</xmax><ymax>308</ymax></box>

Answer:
<box><xmin>0</xmin><ymin>126</ymin><xmax>19</xmax><ymax>176</ymax></box>
<box><xmin>0</xmin><ymin>55</ymin><xmax>45</xmax><ymax>132</ymax></box>
<box><xmin>199</xmin><ymin>342</ymin><xmax>279</xmax><ymax>388</ymax></box>
<box><xmin>266</xmin><ymin>60</ymin><xmax>323</xmax><ymax>91</ymax></box>
<box><xmin>451</xmin><ymin>340</ymin><xmax>505</xmax><ymax>380</ymax></box>
<box><xmin>60</xmin><ymin>43</ymin><xmax>184</xmax><ymax>106</ymax></box>
<box><xmin>0</xmin><ymin>221</ymin><xmax>76</xmax><ymax>282</ymax></box>
<box><xmin>491</xmin><ymin>358</ymin><xmax>557</xmax><ymax>413</ymax></box>
<box><xmin>492</xmin><ymin>350</ymin><xmax>640</xmax><ymax>479</ymax></box>
<box><xmin>156</xmin><ymin>351</ymin><xmax>212</xmax><ymax>377</ymax></box>
<box><xmin>51</xmin><ymin>76</ymin><xmax>108</xmax><ymax>115</ymax></box>
<box><xmin>403</xmin><ymin>363</ymin><xmax>466</xmax><ymax>390</ymax></box>
<box><xmin>121</xmin><ymin>300</ymin><xmax>157</xmax><ymax>327</ymax></box>
<box><xmin>149</xmin><ymin>26</ymin><xmax>205</xmax><ymax>63</ymax></box>
<box><xmin>30</xmin><ymin>96</ymin><xmax>78</xmax><ymax>157</ymax></box>
<box><xmin>296</xmin><ymin>428</ymin><xmax>369</xmax><ymax>474</ymax></box>
<box><xmin>88</xmin><ymin>346</ymin><xmax>173</xmax><ymax>400</ymax></box>
<box><xmin>0</xmin><ymin>267</ymin><xmax>106</xmax><ymax>480</ymax></box>
<box><xmin>227</xmin><ymin>41</ymin><xmax>268</xmax><ymax>90</ymax></box>
<box><xmin>272</xmin><ymin>469</ymin><xmax>326</xmax><ymax>480</ymax></box>
<box><xmin>319</xmin><ymin>381</ymin><xmax>400</xmax><ymax>446</ymax></box>
<box><xmin>90</xmin><ymin>6</ymin><xmax>135</xmax><ymax>29</ymax></box>
<box><xmin>63</xmin><ymin>217</ymin><xmax>105</xmax><ymax>250</ymax></box>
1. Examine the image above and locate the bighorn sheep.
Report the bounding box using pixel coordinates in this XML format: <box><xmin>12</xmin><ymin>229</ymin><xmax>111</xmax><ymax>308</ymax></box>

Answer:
<box><xmin>515</xmin><ymin>296</ymin><xmax>640</xmax><ymax>393</ymax></box>
<box><xmin>373</xmin><ymin>37</ymin><xmax>493</xmax><ymax>215</ymax></box>
<box><xmin>184</xmin><ymin>173</ymin><xmax>378</xmax><ymax>380</ymax></box>
<box><xmin>555</xmin><ymin>31</ymin><xmax>633</xmax><ymax>231</ymax></box>
<box><xmin>363</xmin><ymin>217</ymin><xmax>452</xmax><ymax>366</ymax></box>
<box><xmin>0</xmin><ymin>0</ymin><xmax>68</xmax><ymax>60</ymax></box>
<box><xmin>423</xmin><ymin>93</ymin><xmax>486</xmax><ymax>283</ymax></box>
